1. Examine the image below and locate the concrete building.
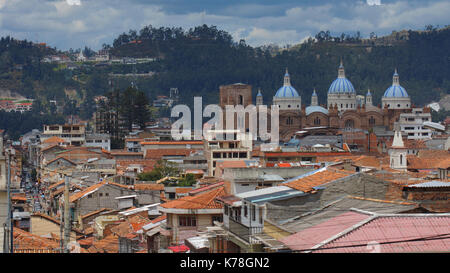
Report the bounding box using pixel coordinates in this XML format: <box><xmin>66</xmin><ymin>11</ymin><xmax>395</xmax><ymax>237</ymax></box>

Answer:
<box><xmin>203</xmin><ymin>130</ymin><xmax>252</xmax><ymax>177</ymax></box>
<box><xmin>85</xmin><ymin>133</ymin><xmax>111</xmax><ymax>151</ymax></box>
<box><xmin>41</xmin><ymin>124</ymin><xmax>86</xmax><ymax>146</ymax></box>
<box><xmin>395</xmin><ymin>108</ymin><xmax>433</xmax><ymax>140</ymax></box>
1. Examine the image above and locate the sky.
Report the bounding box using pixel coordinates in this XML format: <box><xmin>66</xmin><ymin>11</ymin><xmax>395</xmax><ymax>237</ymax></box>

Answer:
<box><xmin>0</xmin><ymin>0</ymin><xmax>448</xmax><ymax>50</ymax></box>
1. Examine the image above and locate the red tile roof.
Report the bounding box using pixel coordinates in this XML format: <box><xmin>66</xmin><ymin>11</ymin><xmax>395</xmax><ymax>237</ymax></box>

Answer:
<box><xmin>188</xmin><ymin>182</ymin><xmax>225</xmax><ymax>195</ymax></box>
<box><xmin>69</xmin><ymin>181</ymin><xmax>132</xmax><ymax>203</ymax></box>
<box><xmin>134</xmin><ymin>183</ymin><xmax>164</xmax><ymax>191</ymax></box>
<box><xmin>284</xmin><ymin>169</ymin><xmax>355</xmax><ymax>192</ymax></box>
<box><xmin>160</xmin><ymin>186</ymin><xmax>225</xmax><ymax>210</ymax></box>
<box><xmin>141</xmin><ymin>141</ymin><xmax>203</xmax><ymax>145</ymax></box>
<box><xmin>144</xmin><ymin>149</ymin><xmax>197</xmax><ymax>159</ymax></box>
<box><xmin>13</xmin><ymin>228</ymin><xmax>60</xmax><ymax>253</ymax></box>
<box><xmin>81</xmin><ymin>208</ymin><xmax>113</xmax><ymax>220</ymax></box>
<box><xmin>87</xmin><ymin>234</ymin><xmax>119</xmax><ymax>253</ymax></box>
<box><xmin>42</xmin><ymin>136</ymin><xmax>65</xmax><ymax>144</ymax></box>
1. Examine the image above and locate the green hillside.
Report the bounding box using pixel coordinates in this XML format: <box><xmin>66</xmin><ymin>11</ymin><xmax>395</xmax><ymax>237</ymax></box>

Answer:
<box><xmin>0</xmin><ymin>25</ymin><xmax>449</xmax><ymax>139</ymax></box>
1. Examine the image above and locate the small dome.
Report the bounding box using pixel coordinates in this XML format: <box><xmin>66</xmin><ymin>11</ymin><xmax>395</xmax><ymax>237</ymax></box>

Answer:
<box><xmin>256</xmin><ymin>90</ymin><xmax>263</xmax><ymax>97</ymax></box>
<box><xmin>305</xmin><ymin>105</ymin><xmax>329</xmax><ymax>115</ymax></box>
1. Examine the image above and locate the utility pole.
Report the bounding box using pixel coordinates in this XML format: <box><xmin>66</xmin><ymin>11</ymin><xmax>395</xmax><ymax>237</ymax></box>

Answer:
<box><xmin>59</xmin><ymin>198</ymin><xmax>64</xmax><ymax>253</ymax></box>
<box><xmin>5</xmin><ymin>149</ymin><xmax>11</xmax><ymax>253</ymax></box>
<box><xmin>64</xmin><ymin>174</ymin><xmax>71</xmax><ymax>253</ymax></box>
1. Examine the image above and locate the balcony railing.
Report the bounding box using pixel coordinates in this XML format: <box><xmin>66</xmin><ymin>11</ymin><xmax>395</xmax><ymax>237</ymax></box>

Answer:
<box><xmin>228</xmin><ymin>218</ymin><xmax>263</xmax><ymax>244</ymax></box>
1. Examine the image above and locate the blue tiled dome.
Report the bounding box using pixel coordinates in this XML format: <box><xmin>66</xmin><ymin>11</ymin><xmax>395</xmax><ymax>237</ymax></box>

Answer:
<box><xmin>328</xmin><ymin>78</ymin><xmax>355</xmax><ymax>94</ymax></box>
<box><xmin>305</xmin><ymin>105</ymin><xmax>329</xmax><ymax>115</ymax></box>
<box><xmin>383</xmin><ymin>70</ymin><xmax>409</xmax><ymax>98</ymax></box>
<box><xmin>275</xmin><ymin>86</ymin><xmax>300</xmax><ymax>98</ymax></box>
<box><xmin>383</xmin><ymin>85</ymin><xmax>408</xmax><ymax>98</ymax></box>
<box><xmin>274</xmin><ymin>69</ymin><xmax>300</xmax><ymax>98</ymax></box>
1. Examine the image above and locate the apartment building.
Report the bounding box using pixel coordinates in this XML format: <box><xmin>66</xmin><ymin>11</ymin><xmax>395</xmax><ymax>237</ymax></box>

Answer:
<box><xmin>41</xmin><ymin>124</ymin><xmax>86</xmax><ymax>146</ymax></box>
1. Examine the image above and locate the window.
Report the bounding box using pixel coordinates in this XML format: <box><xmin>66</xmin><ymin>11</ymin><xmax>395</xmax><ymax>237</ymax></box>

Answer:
<box><xmin>288</xmin><ymin>105</ymin><xmax>291</xmax><ymax>108</ymax></box>
<box><xmin>238</xmin><ymin>95</ymin><xmax>244</xmax><ymax>105</ymax></box>
<box><xmin>179</xmin><ymin>216</ymin><xmax>196</xmax><ymax>227</ymax></box>
<box><xmin>286</xmin><ymin>116</ymin><xmax>294</xmax><ymax>125</ymax></box>
<box><xmin>314</xmin><ymin>117</ymin><xmax>321</xmax><ymax>125</ymax></box>
<box><xmin>369</xmin><ymin>116</ymin><xmax>376</xmax><ymax>125</ymax></box>
<box><xmin>105</xmin><ymin>193</ymin><xmax>109</xmax><ymax>197</ymax></box>
<box><xmin>212</xmin><ymin>215</ymin><xmax>223</xmax><ymax>224</ymax></box>
<box><xmin>224</xmin><ymin>205</ymin><xmax>229</xmax><ymax>216</ymax></box>
<box><xmin>251</xmin><ymin>205</ymin><xmax>256</xmax><ymax>221</ymax></box>
<box><xmin>244</xmin><ymin>203</ymin><xmax>248</xmax><ymax>217</ymax></box>
<box><xmin>259</xmin><ymin>207</ymin><xmax>264</xmax><ymax>224</ymax></box>
<box><xmin>99</xmin><ymin>193</ymin><xmax>103</xmax><ymax>197</ymax></box>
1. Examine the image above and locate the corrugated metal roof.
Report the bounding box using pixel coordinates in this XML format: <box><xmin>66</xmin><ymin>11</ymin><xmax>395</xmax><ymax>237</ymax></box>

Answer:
<box><xmin>407</xmin><ymin>181</ymin><xmax>450</xmax><ymax>188</ymax></box>
<box><xmin>235</xmin><ymin>186</ymin><xmax>293</xmax><ymax>199</ymax></box>
<box><xmin>314</xmin><ymin>213</ymin><xmax>450</xmax><ymax>253</ymax></box>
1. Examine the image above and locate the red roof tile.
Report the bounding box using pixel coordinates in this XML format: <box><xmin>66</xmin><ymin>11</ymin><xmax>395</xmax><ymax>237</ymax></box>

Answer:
<box><xmin>284</xmin><ymin>169</ymin><xmax>354</xmax><ymax>192</ymax></box>
<box><xmin>160</xmin><ymin>186</ymin><xmax>225</xmax><ymax>210</ymax></box>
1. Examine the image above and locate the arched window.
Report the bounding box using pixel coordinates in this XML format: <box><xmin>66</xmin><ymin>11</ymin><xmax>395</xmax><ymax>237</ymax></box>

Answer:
<box><xmin>369</xmin><ymin>116</ymin><xmax>376</xmax><ymax>125</ymax></box>
<box><xmin>345</xmin><ymin>119</ymin><xmax>354</xmax><ymax>129</ymax></box>
<box><xmin>314</xmin><ymin>117</ymin><xmax>321</xmax><ymax>125</ymax></box>
<box><xmin>286</xmin><ymin>117</ymin><xmax>293</xmax><ymax>125</ymax></box>
<box><xmin>238</xmin><ymin>95</ymin><xmax>244</xmax><ymax>105</ymax></box>
<box><xmin>400</xmin><ymin>154</ymin><xmax>403</xmax><ymax>165</ymax></box>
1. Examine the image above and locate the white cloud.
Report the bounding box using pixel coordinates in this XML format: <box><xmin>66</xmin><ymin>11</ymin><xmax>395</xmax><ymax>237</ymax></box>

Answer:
<box><xmin>0</xmin><ymin>0</ymin><xmax>448</xmax><ymax>50</ymax></box>
<box><xmin>66</xmin><ymin>0</ymin><xmax>81</xmax><ymax>6</ymax></box>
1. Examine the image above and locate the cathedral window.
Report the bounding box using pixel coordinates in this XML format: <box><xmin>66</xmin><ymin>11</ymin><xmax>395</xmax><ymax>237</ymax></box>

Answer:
<box><xmin>286</xmin><ymin>117</ymin><xmax>293</xmax><ymax>125</ymax></box>
<box><xmin>314</xmin><ymin>117</ymin><xmax>321</xmax><ymax>125</ymax></box>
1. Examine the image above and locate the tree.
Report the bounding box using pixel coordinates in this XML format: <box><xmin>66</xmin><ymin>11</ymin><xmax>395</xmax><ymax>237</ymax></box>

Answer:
<box><xmin>137</xmin><ymin>160</ymin><xmax>180</xmax><ymax>181</ymax></box>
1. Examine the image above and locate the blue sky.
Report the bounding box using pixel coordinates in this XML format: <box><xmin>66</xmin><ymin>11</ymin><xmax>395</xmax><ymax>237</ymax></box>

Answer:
<box><xmin>0</xmin><ymin>0</ymin><xmax>448</xmax><ymax>50</ymax></box>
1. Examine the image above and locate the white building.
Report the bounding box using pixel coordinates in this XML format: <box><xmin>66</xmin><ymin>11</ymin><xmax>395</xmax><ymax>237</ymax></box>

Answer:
<box><xmin>395</xmin><ymin>108</ymin><xmax>432</xmax><ymax>140</ymax></box>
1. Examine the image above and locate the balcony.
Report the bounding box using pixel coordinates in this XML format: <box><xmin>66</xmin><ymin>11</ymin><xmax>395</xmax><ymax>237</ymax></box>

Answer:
<box><xmin>228</xmin><ymin>218</ymin><xmax>262</xmax><ymax>244</ymax></box>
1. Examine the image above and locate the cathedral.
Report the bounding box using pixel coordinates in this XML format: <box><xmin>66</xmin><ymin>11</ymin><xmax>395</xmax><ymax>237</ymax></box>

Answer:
<box><xmin>270</xmin><ymin>61</ymin><xmax>414</xmax><ymax>141</ymax></box>
<box><xmin>218</xmin><ymin>61</ymin><xmax>417</xmax><ymax>142</ymax></box>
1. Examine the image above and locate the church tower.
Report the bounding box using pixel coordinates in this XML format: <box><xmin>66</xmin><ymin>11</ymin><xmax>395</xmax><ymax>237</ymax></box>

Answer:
<box><xmin>256</xmin><ymin>89</ymin><xmax>263</xmax><ymax>106</ymax></box>
<box><xmin>389</xmin><ymin>130</ymin><xmax>407</xmax><ymax>171</ymax></box>
<box><xmin>311</xmin><ymin>89</ymin><xmax>318</xmax><ymax>106</ymax></box>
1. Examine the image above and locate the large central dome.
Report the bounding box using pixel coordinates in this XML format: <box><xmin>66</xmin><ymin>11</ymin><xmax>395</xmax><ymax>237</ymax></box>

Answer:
<box><xmin>328</xmin><ymin>62</ymin><xmax>355</xmax><ymax>94</ymax></box>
